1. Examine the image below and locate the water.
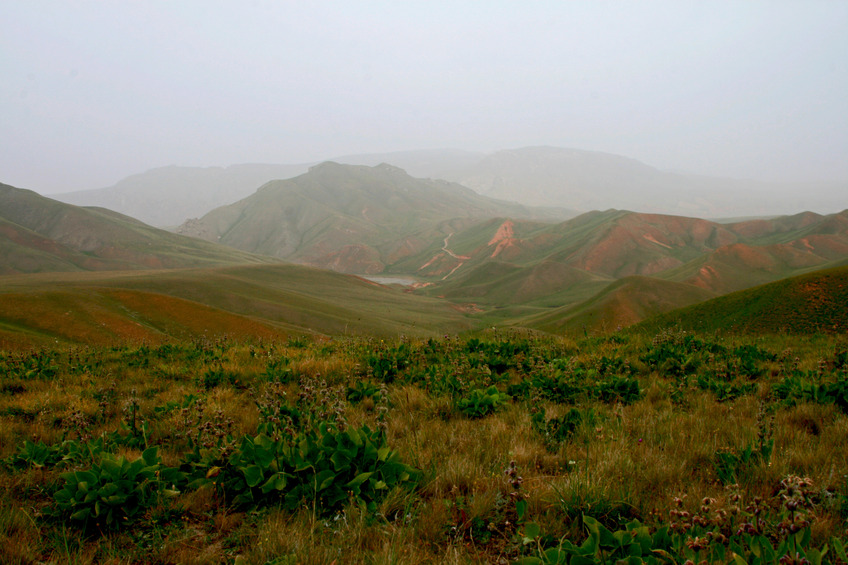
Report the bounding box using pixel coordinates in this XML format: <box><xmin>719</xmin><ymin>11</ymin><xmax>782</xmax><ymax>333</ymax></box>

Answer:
<box><xmin>361</xmin><ymin>275</ymin><xmax>418</xmax><ymax>286</ymax></box>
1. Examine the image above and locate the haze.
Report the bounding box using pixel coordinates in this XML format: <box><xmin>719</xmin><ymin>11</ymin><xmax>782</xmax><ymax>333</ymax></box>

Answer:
<box><xmin>2</xmin><ymin>1</ymin><xmax>847</xmax><ymax>195</ymax></box>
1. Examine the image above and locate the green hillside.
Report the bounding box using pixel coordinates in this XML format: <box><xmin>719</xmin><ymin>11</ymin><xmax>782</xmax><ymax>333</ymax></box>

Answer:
<box><xmin>0</xmin><ymin>264</ymin><xmax>472</xmax><ymax>348</ymax></box>
<box><xmin>516</xmin><ymin>275</ymin><xmax>716</xmax><ymax>336</ymax></box>
<box><xmin>635</xmin><ymin>265</ymin><xmax>848</xmax><ymax>335</ymax></box>
<box><xmin>0</xmin><ymin>182</ymin><xmax>276</xmax><ymax>275</ymax></box>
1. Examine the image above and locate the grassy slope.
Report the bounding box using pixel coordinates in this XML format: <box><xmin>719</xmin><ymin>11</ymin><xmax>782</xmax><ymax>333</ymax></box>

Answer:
<box><xmin>0</xmin><ymin>264</ymin><xmax>473</xmax><ymax>349</ymax></box>
<box><xmin>515</xmin><ymin>275</ymin><xmax>717</xmax><ymax>336</ymax></box>
<box><xmin>0</xmin><ymin>182</ymin><xmax>276</xmax><ymax>275</ymax></box>
<box><xmin>635</xmin><ymin>265</ymin><xmax>848</xmax><ymax>335</ymax></box>
<box><xmin>1</xmin><ymin>332</ymin><xmax>845</xmax><ymax>563</ymax></box>
<box><xmin>0</xmin><ymin>288</ymin><xmax>289</xmax><ymax>350</ymax></box>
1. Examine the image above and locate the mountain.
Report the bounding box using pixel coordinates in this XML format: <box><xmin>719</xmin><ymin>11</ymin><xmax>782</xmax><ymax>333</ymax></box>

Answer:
<box><xmin>47</xmin><ymin>151</ymin><xmax>485</xmax><ymax>229</ymax></box>
<box><xmin>176</xmin><ymin>162</ymin><xmax>574</xmax><ymax>274</ymax></box>
<box><xmin>47</xmin><ymin>147</ymin><xmax>846</xmax><ymax>228</ymax></box>
<box><xmin>52</xmin><ymin>163</ymin><xmax>314</xmax><ymax>227</ymax></box>
<box><xmin>0</xmin><ymin>264</ymin><xmax>472</xmax><ymax>349</ymax></box>
<box><xmin>634</xmin><ymin>265</ymin><xmax>848</xmax><ymax>335</ymax></box>
<box><xmin>329</xmin><ymin>148</ymin><xmax>485</xmax><ymax>180</ymax></box>
<box><xmin>390</xmin><ymin>208</ymin><xmax>848</xmax><ymax>331</ymax></box>
<box><xmin>437</xmin><ymin>146</ymin><xmax>847</xmax><ymax>218</ymax></box>
<box><xmin>659</xmin><ymin>210</ymin><xmax>848</xmax><ymax>293</ymax></box>
<box><xmin>0</xmin><ymin>182</ymin><xmax>275</xmax><ymax>275</ymax></box>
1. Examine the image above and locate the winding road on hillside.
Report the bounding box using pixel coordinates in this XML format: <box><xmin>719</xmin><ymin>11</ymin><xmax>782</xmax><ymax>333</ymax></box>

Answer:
<box><xmin>440</xmin><ymin>234</ymin><xmax>470</xmax><ymax>280</ymax></box>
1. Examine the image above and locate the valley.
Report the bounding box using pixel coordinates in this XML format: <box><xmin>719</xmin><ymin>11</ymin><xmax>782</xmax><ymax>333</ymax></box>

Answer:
<box><xmin>1</xmin><ymin>153</ymin><xmax>847</xmax><ymax>564</ymax></box>
<box><xmin>2</xmin><ymin>159</ymin><xmax>847</xmax><ymax>344</ymax></box>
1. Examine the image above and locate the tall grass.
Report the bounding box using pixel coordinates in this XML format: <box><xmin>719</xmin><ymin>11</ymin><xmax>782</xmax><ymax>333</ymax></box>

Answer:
<box><xmin>1</xmin><ymin>331</ymin><xmax>846</xmax><ymax>563</ymax></box>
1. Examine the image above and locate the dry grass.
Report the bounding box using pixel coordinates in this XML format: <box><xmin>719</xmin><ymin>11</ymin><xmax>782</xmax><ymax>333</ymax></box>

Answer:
<box><xmin>0</xmin><ymin>333</ymin><xmax>846</xmax><ymax>563</ymax></box>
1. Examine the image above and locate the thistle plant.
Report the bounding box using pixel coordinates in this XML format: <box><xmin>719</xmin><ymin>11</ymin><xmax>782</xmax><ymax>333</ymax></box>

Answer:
<box><xmin>504</xmin><ymin>460</ymin><xmax>527</xmax><ymax>525</ymax></box>
<box><xmin>65</xmin><ymin>406</ymin><xmax>92</xmax><ymax>442</ymax></box>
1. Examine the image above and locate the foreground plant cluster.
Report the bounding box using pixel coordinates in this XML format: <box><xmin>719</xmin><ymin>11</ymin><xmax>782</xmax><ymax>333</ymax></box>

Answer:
<box><xmin>1</xmin><ymin>330</ymin><xmax>847</xmax><ymax>564</ymax></box>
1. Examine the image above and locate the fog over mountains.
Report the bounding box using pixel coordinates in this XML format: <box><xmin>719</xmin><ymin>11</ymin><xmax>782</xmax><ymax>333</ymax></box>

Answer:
<box><xmin>3</xmin><ymin>152</ymin><xmax>848</xmax><ymax>338</ymax></box>
<box><xmin>51</xmin><ymin>147</ymin><xmax>846</xmax><ymax>228</ymax></box>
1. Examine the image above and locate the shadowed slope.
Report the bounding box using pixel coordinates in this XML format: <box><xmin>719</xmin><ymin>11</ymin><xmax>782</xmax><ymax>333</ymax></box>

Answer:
<box><xmin>517</xmin><ymin>276</ymin><xmax>716</xmax><ymax>336</ymax></box>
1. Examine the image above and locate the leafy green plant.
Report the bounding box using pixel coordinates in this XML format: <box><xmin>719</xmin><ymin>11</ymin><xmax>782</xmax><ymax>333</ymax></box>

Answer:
<box><xmin>696</xmin><ymin>374</ymin><xmax>757</xmax><ymax>402</ymax></box>
<box><xmin>713</xmin><ymin>404</ymin><xmax>774</xmax><ymax>485</ymax></box>
<box><xmin>5</xmin><ymin>439</ymin><xmax>73</xmax><ymax>471</ymax></box>
<box><xmin>519</xmin><ymin>479</ymin><xmax>841</xmax><ymax>565</ymax></box>
<box><xmin>5</xmin><ymin>436</ymin><xmax>116</xmax><ymax>471</ymax></box>
<box><xmin>593</xmin><ymin>376</ymin><xmax>641</xmax><ymax>404</ymax></box>
<box><xmin>0</xmin><ymin>349</ymin><xmax>59</xmax><ymax>380</ymax></box>
<box><xmin>364</xmin><ymin>341</ymin><xmax>415</xmax><ymax>383</ymax></box>
<box><xmin>265</xmin><ymin>356</ymin><xmax>295</xmax><ymax>383</ymax></box>
<box><xmin>775</xmin><ymin>373</ymin><xmax>848</xmax><ymax>414</ymax></box>
<box><xmin>456</xmin><ymin>385</ymin><xmax>509</xmax><ymax>418</ymax></box>
<box><xmin>519</xmin><ymin>516</ymin><xmax>667</xmax><ymax>565</ymax></box>
<box><xmin>185</xmin><ymin>422</ymin><xmax>418</xmax><ymax>515</ymax></box>
<box><xmin>52</xmin><ymin>447</ymin><xmax>182</xmax><ymax>531</ymax></box>
<box><xmin>200</xmin><ymin>364</ymin><xmax>241</xmax><ymax>389</ymax></box>
<box><xmin>346</xmin><ymin>380</ymin><xmax>382</xmax><ymax>404</ymax></box>
<box><xmin>531</xmin><ymin>407</ymin><xmax>594</xmax><ymax>450</ymax></box>
<box><xmin>152</xmin><ymin>393</ymin><xmax>198</xmax><ymax>415</ymax></box>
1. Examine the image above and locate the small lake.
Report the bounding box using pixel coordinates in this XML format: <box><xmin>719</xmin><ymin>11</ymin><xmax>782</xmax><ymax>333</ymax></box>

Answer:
<box><xmin>361</xmin><ymin>275</ymin><xmax>418</xmax><ymax>286</ymax></box>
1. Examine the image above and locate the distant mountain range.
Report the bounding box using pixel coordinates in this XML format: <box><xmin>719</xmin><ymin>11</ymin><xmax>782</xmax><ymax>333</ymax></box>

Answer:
<box><xmin>51</xmin><ymin>146</ymin><xmax>846</xmax><ymax>227</ymax></box>
<box><xmin>175</xmin><ymin>162</ymin><xmax>573</xmax><ymax>274</ymax></box>
<box><xmin>4</xmin><ymin>152</ymin><xmax>848</xmax><ymax>344</ymax></box>
<box><xmin>163</xmin><ymin>161</ymin><xmax>848</xmax><ymax>334</ymax></box>
<box><xmin>52</xmin><ymin>163</ymin><xmax>311</xmax><ymax>228</ymax></box>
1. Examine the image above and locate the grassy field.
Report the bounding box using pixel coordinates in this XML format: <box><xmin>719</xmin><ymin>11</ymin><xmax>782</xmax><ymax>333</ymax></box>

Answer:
<box><xmin>0</xmin><ymin>264</ymin><xmax>473</xmax><ymax>349</ymax></box>
<box><xmin>1</xmin><ymin>329</ymin><xmax>846</xmax><ymax>564</ymax></box>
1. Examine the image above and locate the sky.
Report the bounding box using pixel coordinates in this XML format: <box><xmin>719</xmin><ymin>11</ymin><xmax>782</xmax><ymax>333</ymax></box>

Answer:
<box><xmin>2</xmin><ymin>1</ymin><xmax>847</xmax><ymax>194</ymax></box>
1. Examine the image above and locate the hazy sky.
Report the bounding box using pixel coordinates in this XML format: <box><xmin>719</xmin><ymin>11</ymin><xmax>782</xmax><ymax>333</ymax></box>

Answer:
<box><xmin>3</xmin><ymin>1</ymin><xmax>847</xmax><ymax>194</ymax></box>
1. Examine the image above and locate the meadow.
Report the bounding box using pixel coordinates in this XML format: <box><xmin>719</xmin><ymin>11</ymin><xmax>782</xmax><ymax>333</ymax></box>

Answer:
<box><xmin>1</xmin><ymin>329</ymin><xmax>846</xmax><ymax>564</ymax></box>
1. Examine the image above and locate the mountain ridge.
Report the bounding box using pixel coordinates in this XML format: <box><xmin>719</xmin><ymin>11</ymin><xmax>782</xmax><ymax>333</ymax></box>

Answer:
<box><xmin>176</xmin><ymin>162</ymin><xmax>574</xmax><ymax>274</ymax></box>
<box><xmin>0</xmin><ymin>182</ymin><xmax>277</xmax><ymax>275</ymax></box>
<box><xmin>48</xmin><ymin>146</ymin><xmax>847</xmax><ymax>228</ymax></box>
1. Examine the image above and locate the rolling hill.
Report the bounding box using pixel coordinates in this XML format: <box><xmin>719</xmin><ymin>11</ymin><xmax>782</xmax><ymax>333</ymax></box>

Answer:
<box><xmin>633</xmin><ymin>265</ymin><xmax>848</xmax><ymax>335</ymax></box>
<box><xmin>0</xmin><ymin>264</ymin><xmax>473</xmax><ymax>349</ymax></box>
<box><xmin>388</xmin><ymin>208</ymin><xmax>848</xmax><ymax>332</ymax></box>
<box><xmin>0</xmin><ymin>182</ymin><xmax>276</xmax><ymax>275</ymax></box>
<box><xmin>517</xmin><ymin>276</ymin><xmax>717</xmax><ymax>336</ymax></box>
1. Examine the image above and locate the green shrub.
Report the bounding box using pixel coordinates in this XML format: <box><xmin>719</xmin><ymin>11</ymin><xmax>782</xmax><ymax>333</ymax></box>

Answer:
<box><xmin>184</xmin><ymin>422</ymin><xmax>418</xmax><ymax>515</ymax></box>
<box><xmin>52</xmin><ymin>447</ymin><xmax>182</xmax><ymax>530</ymax></box>
<box><xmin>456</xmin><ymin>385</ymin><xmax>509</xmax><ymax>418</ymax></box>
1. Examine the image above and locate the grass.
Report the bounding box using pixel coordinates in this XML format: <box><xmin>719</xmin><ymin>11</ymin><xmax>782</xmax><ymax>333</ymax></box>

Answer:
<box><xmin>1</xmin><ymin>330</ymin><xmax>846</xmax><ymax>563</ymax></box>
<box><xmin>637</xmin><ymin>265</ymin><xmax>848</xmax><ymax>335</ymax></box>
<box><xmin>0</xmin><ymin>263</ymin><xmax>473</xmax><ymax>349</ymax></box>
